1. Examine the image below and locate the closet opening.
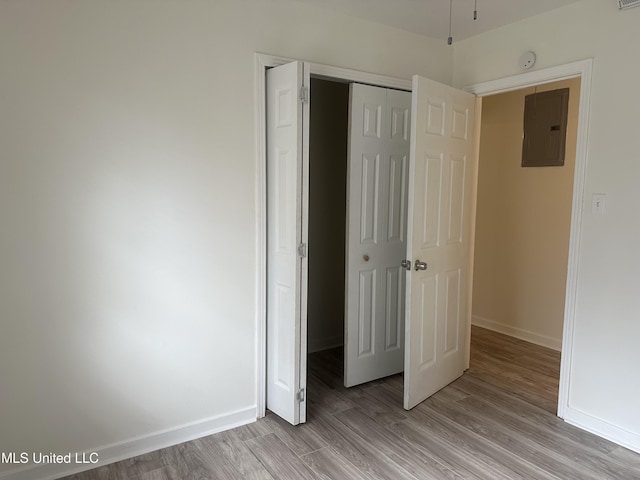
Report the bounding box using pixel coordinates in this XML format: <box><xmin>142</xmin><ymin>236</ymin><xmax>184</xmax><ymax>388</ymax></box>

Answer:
<box><xmin>306</xmin><ymin>77</ymin><xmax>412</xmax><ymax>414</ymax></box>
<box><xmin>306</xmin><ymin>78</ymin><xmax>350</xmax><ymax>406</ymax></box>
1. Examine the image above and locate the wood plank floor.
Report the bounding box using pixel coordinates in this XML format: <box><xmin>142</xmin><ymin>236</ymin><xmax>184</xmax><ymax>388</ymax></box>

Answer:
<box><xmin>62</xmin><ymin>326</ymin><xmax>640</xmax><ymax>479</ymax></box>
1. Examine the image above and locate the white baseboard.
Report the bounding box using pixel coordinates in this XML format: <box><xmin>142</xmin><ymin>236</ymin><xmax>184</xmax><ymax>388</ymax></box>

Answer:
<box><xmin>0</xmin><ymin>406</ymin><xmax>257</xmax><ymax>480</ymax></box>
<box><xmin>472</xmin><ymin>315</ymin><xmax>562</xmax><ymax>351</ymax></box>
<box><xmin>564</xmin><ymin>406</ymin><xmax>640</xmax><ymax>454</ymax></box>
<box><xmin>308</xmin><ymin>335</ymin><xmax>343</xmax><ymax>353</ymax></box>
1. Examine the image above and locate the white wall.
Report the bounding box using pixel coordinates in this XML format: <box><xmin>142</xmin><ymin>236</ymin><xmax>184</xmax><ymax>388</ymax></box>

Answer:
<box><xmin>0</xmin><ymin>0</ymin><xmax>451</xmax><ymax>477</ymax></box>
<box><xmin>455</xmin><ymin>0</ymin><xmax>640</xmax><ymax>450</ymax></box>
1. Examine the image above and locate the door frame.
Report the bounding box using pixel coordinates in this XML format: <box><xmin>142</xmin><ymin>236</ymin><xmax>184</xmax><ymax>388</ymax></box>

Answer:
<box><xmin>255</xmin><ymin>53</ymin><xmax>592</xmax><ymax>421</ymax></box>
<box><xmin>465</xmin><ymin>58</ymin><xmax>593</xmax><ymax>420</ymax></box>
<box><xmin>255</xmin><ymin>53</ymin><xmax>411</xmax><ymax>417</ymax></box>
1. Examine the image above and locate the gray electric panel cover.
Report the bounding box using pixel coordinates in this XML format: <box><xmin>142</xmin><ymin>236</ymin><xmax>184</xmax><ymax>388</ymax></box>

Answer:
<box><xmin>522</xmin><ymin>88</ymin><xmax>569</xmax><ymax>167</ymax></box>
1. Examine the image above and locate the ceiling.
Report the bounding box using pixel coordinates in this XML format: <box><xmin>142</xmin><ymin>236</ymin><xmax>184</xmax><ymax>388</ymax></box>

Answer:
<box><xmin>294</xmin><ymin>0</ymin><xmax>580</xmax><ymax>42</ymax></box>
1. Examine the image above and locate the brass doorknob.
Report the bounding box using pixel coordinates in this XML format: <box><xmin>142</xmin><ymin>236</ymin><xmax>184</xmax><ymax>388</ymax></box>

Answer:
<box><xmin>363</xmin><ymin>254</ymin><xmax>370</xmax><ymax>262</ymax></box>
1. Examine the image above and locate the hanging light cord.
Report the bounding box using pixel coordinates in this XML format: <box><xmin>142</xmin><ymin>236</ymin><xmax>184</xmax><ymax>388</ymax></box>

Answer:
<box><xmin>447</xmin><ymin>0</ymin><xmax>453</xmax><ymax>45</ymax></box>
<box><xmin>474</xmin><ymin>0</ymin><xmax>478</xmax><ymax>20</ymax></box>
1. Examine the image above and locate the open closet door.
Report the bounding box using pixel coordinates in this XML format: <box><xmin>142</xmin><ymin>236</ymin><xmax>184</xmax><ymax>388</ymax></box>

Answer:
<box><xmin>403</xmin><ymin>75</ymin><xmax>476</xmax><ymax>410</ymax></box>
<box><xmin>266</xmin><ymin>61</ymin><xmax>309</xmax><ymax>425</ymax></box>
<box><xmin>345</xmin><ymin>84</ymin><xmax>411</xmax><ymax>387</ymax></box>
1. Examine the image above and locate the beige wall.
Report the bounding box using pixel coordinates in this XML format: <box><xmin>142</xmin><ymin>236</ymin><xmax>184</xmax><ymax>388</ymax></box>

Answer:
<box><xmin>472</xmin><ymin>78</ymin><xmax>580</xmax><ymax>349</ymax></box>
<box><xmin>308</xmin><ymin>79</ymin><xmax>348</xmax><ymax>352</ymax></box>
<box><xmin>455</xmin><ymin>0</ymin><xmax>640</xmax><ymax>451</ymax></box>
<box><xmin>0</xmin><ymin>1</ymin><xmax>452</xmax><ymax>477</ymax></box>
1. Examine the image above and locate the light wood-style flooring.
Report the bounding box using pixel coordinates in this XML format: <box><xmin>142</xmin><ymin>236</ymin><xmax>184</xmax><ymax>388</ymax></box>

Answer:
<box><xmin>63</xmin><ymin>326</ymin><xmax>640</xmax><ymax>479</ymax></box>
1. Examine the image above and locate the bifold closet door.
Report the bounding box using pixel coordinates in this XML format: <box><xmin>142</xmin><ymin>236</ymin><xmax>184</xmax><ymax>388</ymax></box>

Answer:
<box><xmin>344</xmin><ymin>83</ymin><xmax>411</xmax><ymax>388</ymax></box>
<box><xmin>266</xmin><ymin>61</ymin><xmax>309</xmax><ymax>425</ymax></box>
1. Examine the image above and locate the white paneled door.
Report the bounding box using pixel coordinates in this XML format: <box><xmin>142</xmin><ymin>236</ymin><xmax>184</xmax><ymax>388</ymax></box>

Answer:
<box><xmin>266</xmin><ymin>61</ymin><xmax>309</xmax><ymax>425</ymax></box>
<box><xmin>345</xmin><ymin>84</ymin><xmax>411</xmax><ymax>387</ymax></box>
<box><xmin>403</xmin><ymin>75</ymin><xmax>476</xmax><ymax>410</ymax></box>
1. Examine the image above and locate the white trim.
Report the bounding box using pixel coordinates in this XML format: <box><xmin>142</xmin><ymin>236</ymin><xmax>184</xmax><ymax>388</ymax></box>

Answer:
<box><xmin>0</xmin><ymin>407</ymin><xmax>256</xmax><ymax>480</ymax></box>
<box><xmin>472</xmin><ymin>315</ymin><xmax>562</xmax><ymax>351</ymax></box>
<box><xmin>298</xmin><ymin>61</ymin><xmax>311</xmax><ymax>424</ymax></box>
<box><xmin>308</xmin><ymin>335</ymin><xmax>344</xmax><ymax>354</ymax></box>
<box><xmin>254</xmin><ymin>53</ymin><xmax>412</xmax><ymax>90</ymax></box>
<box><xmin>254</xmin><ymin>53</ymin><xmax>412</xmax><ymax>420</ymax></box>
<box><xmin>464</xmin><ymin>59</ymin><xmax>591</xmax><ymax>96</ymax></box>
<box><xmin>466</xmin><ymin>58</ymin><xmax>594</xmax><ymax>421</ymax></box>
<box><xmin>465</xmin><ymin>97</ymin><xmax>484</xmax><ymax>370</ymax></box>
<box><xmin>310</xmin><ymin>63</ymin><xmax>412</xmax><ymax>90</ymax></box>
<box><xmin>254</xmin><ymin>54</ymin><xmax>268</xmax><ymax>419</ymax></box>
<box><xmin>564</xmin><ymin>407</ymin><xmax>640</xmax><ymax>454</ymax></box>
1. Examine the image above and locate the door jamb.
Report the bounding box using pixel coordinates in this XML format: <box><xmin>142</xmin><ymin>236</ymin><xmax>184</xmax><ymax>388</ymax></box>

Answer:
<box><xmin>255</xmin><ymin>53</ymin><xmax>412</xmax><ymax>418</ymax></box>
<box><xmin>465</xmin><ymin>58</ymin><xmax>593</xmax><ymax>420</ymax></box>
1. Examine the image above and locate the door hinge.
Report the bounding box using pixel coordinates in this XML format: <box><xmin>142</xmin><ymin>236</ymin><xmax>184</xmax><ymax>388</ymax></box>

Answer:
<box><xmin>300</xmin><ymin>86</ymin><xmax>309</xmax><ymax>104</ymax></box>
<box><xmin>298</xmin><ymin>242</ymin><xmax>307</xmax><ymax>258</ymax></box>
<box><xmin>296</xmin><ymin>388</ymin><xmax>306</xmax><ymax>402</ymax></box>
